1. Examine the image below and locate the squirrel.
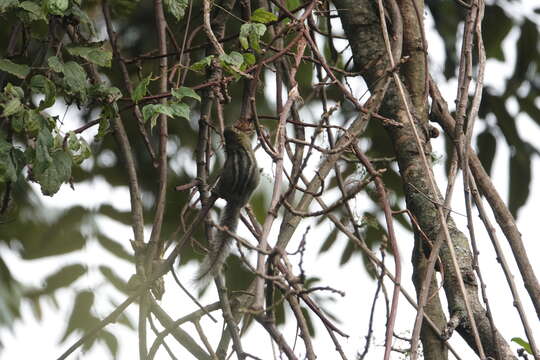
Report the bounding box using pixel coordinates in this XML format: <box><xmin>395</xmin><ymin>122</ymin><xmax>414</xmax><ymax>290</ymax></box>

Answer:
<box><xmin>195</xmin><ymin>126</ymin><xmax>260</xmax><ymax>285</ymax></box>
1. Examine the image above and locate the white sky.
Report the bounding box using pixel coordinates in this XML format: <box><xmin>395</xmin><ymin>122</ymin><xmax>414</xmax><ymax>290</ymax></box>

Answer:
<box><xmin>2</xmin><ymin>4</ymin><xmax>540</xmax><ymax>360</ymax></box>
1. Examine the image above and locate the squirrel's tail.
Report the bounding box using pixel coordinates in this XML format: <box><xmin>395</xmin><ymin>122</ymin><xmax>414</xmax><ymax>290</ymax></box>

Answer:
<box><xmin>195</xmin><ymin>203</ymin><xmax>241</xmax><ymax>286</ymax></box>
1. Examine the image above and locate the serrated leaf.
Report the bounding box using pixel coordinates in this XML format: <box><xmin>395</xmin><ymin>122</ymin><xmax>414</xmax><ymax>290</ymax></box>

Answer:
<box><xmin>2</xmin><ymin>97</ymin><xmax>23</xmax><ymax>117</ymax></box>
<box><xmin>239</xmin><ymin>24</ymin><xmax>251</xmax><ymax>50</ymax></box>
<box><xmin>11</xmin><ymin>112</ymin><xmax>24</xmax><ymax>133</ymax></box>
<box><xmin>66</xmin><ymin>45</ymin><xmax>112</xmax><ymax>67</ymax></box>
<box><xmin>190</xmin><ymin>56</ymin><xmax>213</xmax><ymax>72</ymax></box>
<box><xmin>44</xmin><ymin>0</ymin><xmax>68</xmax><ymax>15</ymax></box>
<box><xmin>47</xmin><ymin>56</ymin><xmax>63</xmax><ymax>72</ymax></box>
<box><xmin>164</xmin><ymin>0</ymin><xmax>187</xmax><ymax>21</ymax></box>
<box><xmin>97</xmin><ymin>117</ymin><xmax>111</xmax><ymax>139</ymax></box>
<box><xmin>89</xmin><ymin>83</ymin><xmax>122</xmax><ymax>103</ymax></box>
<box><xmin>69</xmin><ymin>4</ymin><xmax>95</xmax><ymax>37</ymax></box>
<box><xmin>168</xmin><ymin>102</ymin><xmax>190</xmax><ymax>119</ymax></box>
<box><xmin>30</xmin><ymin>75</ymin><xmax>56</xmax><ymax>110</ymax></box>
<box><xmin>0</xmin><ymin>0</ymin><xmax>19</xmax><ymax>13</ymax></box>
<box><xmin>24</xmin><ymin>110</ymin><xmax>43</xmax><ymax>135</ymax></box>
<box><xmin>243</xmin><ymin>53</ymin><xmax>256</xmax><ymax>66</ymax></box>
<box><xmin>35</xmin><ymin>150</ymin><xmax>72</xmax><ymax>196</ymax></box>
<box><xmin>132</xmin><ymin>74</ymin><xmax>152</xmax><ymax>103</ymax></box>
<box><xmin>34</xmin><ymin>127</ymin><xmax>53</xmax><ymax>174</ymax></box>
<box><xmin>62</xmin><ymin>61</ymin><xmax>88</xmax><ymax>93</ymax></box>
<box><xmin>43</xmin><ymin>264</ymin><xmax>86</xmax><ymax>294</ymax></box>
<box><xmin>67</xmin><ymin>132</ymin><xmax>80</xmax><ymax>152</ymax></box>
<box><xmin>71</xmin><ymin>137</ymin><xmax>91</xmax><ymax>165</ymax></box>
<box><xmin>220</xmin><ymin>51</ymin><xmax>244</xmax><ymax>67</ymax></box>
<box><xmin>0</xmin><ymin>59</ymin><xmax>30</xmax><ymax>79</ymax></box>
<box><xmin>0</xmin><ymin>135</ymin><xmax>12</xmax><ymax>155</ymax></box>
<box><xmin>4</xmin><ymin>83</ymin><xmax>24</xmax><ymax>98</ymax></box>
<box><xmin>142</xmin><ymin>104</ymin><xmax>160</xmax><ymax>127</ymax></box>
<box><xmin>249</xmin><ymin>27</ymin><xmax>262</xmax><ymax>52</ymax></box>
<box><xmin>250</xmin><ymin>8</ymin><xmax>277</xmax><ymax>23</ymax></box>
<box><xmin>171</xmin><ymin>87</ymin><xmax>201</xmax><ymax>102</ymax></box>
<box><xmin>18</xmin><ymin>1</ymin><xmax>47</xmax><ymax>21</ymax></box>
<box><xmin>238</xmin><ymin>24</ymin><xmax>266</xmax><ymax>52</ymax></box>
<box><xmin>0</xmin><ymin>136</ymin><xmax>17</xmax><ymax>182</ymax></box>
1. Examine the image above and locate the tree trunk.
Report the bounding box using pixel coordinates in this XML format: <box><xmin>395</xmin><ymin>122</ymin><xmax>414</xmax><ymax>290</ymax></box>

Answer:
<box><xmin>334</xmin><ymin>0</ymin><xmax>516</xmax><ymax>358</ymax></box>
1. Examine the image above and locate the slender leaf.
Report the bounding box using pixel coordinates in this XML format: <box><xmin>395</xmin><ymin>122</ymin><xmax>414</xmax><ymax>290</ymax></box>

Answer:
<box><xmin>0</xmin><ymin>59</ymin><xmax>30</xmax><ymax>79</ymax></box>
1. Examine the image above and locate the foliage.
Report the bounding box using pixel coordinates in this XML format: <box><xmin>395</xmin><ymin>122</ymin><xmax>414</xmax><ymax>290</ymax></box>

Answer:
<box><xmin>0</xmin><ymin>0</ymin><xmax>538</xmax><ymax>358</ymax></box>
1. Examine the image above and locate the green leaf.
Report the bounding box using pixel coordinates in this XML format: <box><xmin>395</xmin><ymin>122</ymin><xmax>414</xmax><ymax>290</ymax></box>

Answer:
<box><xmin>483</xmin><ymin>5</ymin><xmax>512</xmax><ymax>61</ymax></box>
<box><xmin>0</xmin><ymin>59</ymin><xmax>30</xmax><ymax>79</ymax></box>
<box><xmin>190</xmin><ymin>56</ymin><xmax>213</xmax><ymax>72</ymax></box>
<box><xmin>164</xmin><ymin>0</ymin><xmax>187</xmax><ymax>21</ymax></box>
<box><xmin>47</xmin><ymin>57</ymin><xmax>88</xmax><ymax>102</ymax></box>
<box><xmin>18</xmin><ymin>1</ymin><xmax>47</xmax><ymax>21</ymax></box>
<box><xmin>43</xmin><ymin>264</ymin><xmax>86</xmax><ymax>294</ymax></box>
<box><xmin>511</xmin><ymin>337</ymin><xmax>532</xmax><ymax>354</ymax></box>
<box><xmin>67</xmin><ymin>132</ymin><xmax>80</xmax><ymax>152</ymax></box>
<box><xmin>319</xmin><ymin>227</ymin><xmax>338</xmax><ymax>254</ymax></box>
<box><xmin>132</xmin><ymin>74</ymin><xmax>152</xmax><ymax>103</ymax></box>
<box><xmin>96</xmin><ymin>233</ymin><xmax>134</xmax><ymax>262</ymax></box>
<box><xmin>340</xmin><ymin>239</ymin><xmax>355</xmax><ymax>265</ymax></box>
<box><xmin>44</xmin><ymin>0</ymin><xmax>68</xmax><ymax>15</ymax></box>
<box><xmin>24</xmin><ymin>110</ymin><xmax>44</xmax><ymax>135</ymax></box>
<box><xmin>243</xmin><ymin>53</ymin><xmax>256</xmax><ymax>66</ymax></box>
<box><xmin>69</xmin><ymin>3</ymin><xmax>96</xmax><ymax>37</ymax></box>
<box><xmin>11</xmin><ymin>112</ymin><xmax>24</xmax><ymax>133</ymax></box>
<box><xmin>0</xmin><ymin>135</ymin><xmax>17</xmax><ymax>182</ymax></box>
<box><xmin>239</xmin><ymin>24</ymin><xmax>251</xmax><ymax>50</ymax></box>
<box><xmin>30</xmin><ymin>75</ymin><xmax>56</xmax><ymax>110</ymax></box>
<box><xmin>35</xmin><ymin>150</ymin><xmax>72</xmax><ymax>196</ymax></box>
<box><xmin>47</xmin><ymin>56</ymin><xmax>63</xmax><ymax>72</ymax></box>
<box><xmin>476</xmin><ymin>129</ymin><xmax>496</xmax><ymax>175</ymax></box>
<box><xmin>66</xmin><ymin>44</ymin><xmax>112</xmax><ymax>67</ymax></box>
<box><xmin>250</xmin><ymin>8</ymin><xmax>277</xmax><ymax>24</ymax></box>
<box><xmin>61</xmin><ymin>291</ymin><xmax>99</xmax><ymax>342</ymax></box>
<box><xmin>142</xmin><ymin>104</ymin><xmax>160</xmax><ymax>128</ymax></box>
<box><xmin>97</xmin><ymin>117</ymin><xmax>111</xmax><ymax>139</ymax></box>
<box><xmin>168</xmin><ymin>102</ymin><xmax>190</xmax><ymax>120</ymax></box>
<box><xmin>171</xmin><ymin>87</ymin><xmax>201</xmax><ymax>102</ymax></box>
<box><xmin>220</xmin><ymin>51</ymin><xmax>244</xmax><ymax>67</ymax></box>
<box><xmin>20</xmin><ymin>220</ymin><xmax>86</xmax><ymax>259</ymax></box>
<box><xmin>0</xmin><ymin>0</ymin><xmax>19</xmax><ymax>13</ymax></box>
<box><xmin>509</xmin><ymin>150</ymin><xmax>531</xmax><ymax>218</ymax></box>
<box><xmin>100</xmin><ymin>330</ymin><xmax>118</xmax><ymax>357</ymax></box>
<box><xmin>0</xmin><ymin>134</ymin><xmax>12</xmax><ymax>155</ymax></box>
<box><xmin>238</xmin><ymin>24</ymin><xmax>266</xmax><ymax>52</ymax></box>
<box><xmin>3</xmin><ymin>83</ymin><xmax>24</xmax><ymax>98</ymax></box>
<box><xmin>2</xmin><ymin>97</ymin><xmax>23</xmax><ymax>117</ymax></box>
<box><xmin>34</xmin><ymin>127</ymin><xmax>53</xmax><ymax>174</ymax></box>
<box><xmin>89</xmin><ymin>83</ymin><xmax>122</xmax><ymax>103</ymax></box>
<box><xmin>99</xmin><ymin>266</ymin><xmax>128</xmax><ymax>294</ymax></box>
<box><xmin>71</xmin><ymin>137</ymin><xmax>91</xmax><ymax>165</ymax></box>
<box><xmin>62</xmin><ymin>61</ymin><xmax>88</xmax><ymax>93</ymax></box>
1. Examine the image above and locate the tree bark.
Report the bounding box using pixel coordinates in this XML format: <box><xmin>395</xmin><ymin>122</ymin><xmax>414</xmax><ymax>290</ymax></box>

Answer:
<box><xmin>334</xmin><ymin>0</ymin><xmax>516</xmax><ymax>358</ymax></box>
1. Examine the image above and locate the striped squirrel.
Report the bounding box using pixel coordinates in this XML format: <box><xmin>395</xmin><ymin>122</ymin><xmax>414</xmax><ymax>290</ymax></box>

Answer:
<box><xmin>195</xmin><ymin>127</ymin><xmax>260</xmax><ymax>284</ymax></box>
